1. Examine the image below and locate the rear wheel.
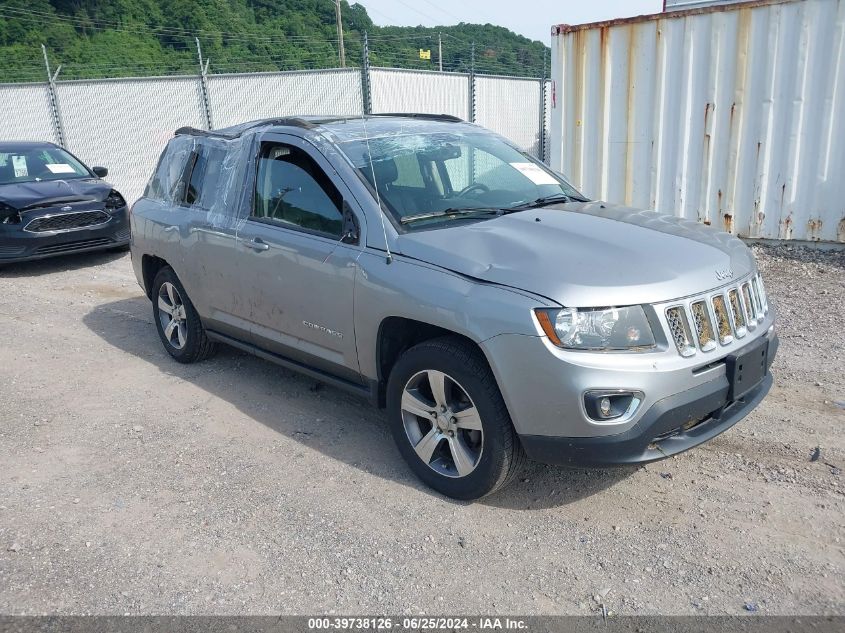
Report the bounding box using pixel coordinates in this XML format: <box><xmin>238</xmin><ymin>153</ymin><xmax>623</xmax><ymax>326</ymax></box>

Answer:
<box><xmin>386</xmin><ymin>337</ymin><xmax>525</xmax><ymax>500</ymax></box>
<box><xmin>151</xmin><ymin>267</ymin><xmax>216</xmax><ymax>363</ymax></box>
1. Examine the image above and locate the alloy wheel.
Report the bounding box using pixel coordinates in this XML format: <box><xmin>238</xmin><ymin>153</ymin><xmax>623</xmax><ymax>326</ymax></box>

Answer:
<box><xmin>400</xmin><ymin>369</ymin><xmax>484</xmax><ymax>478</ymax></box>
<box><xmin>157</xmin><ymin>281</ymin><xmax>188</xmax><ymax>350</ymax></box>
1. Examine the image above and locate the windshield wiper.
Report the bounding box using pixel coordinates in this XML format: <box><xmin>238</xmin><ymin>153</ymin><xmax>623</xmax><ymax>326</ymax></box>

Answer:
<box><xmin>399</xmin><ymin>207</ymin><xmax>502</xmax><ymax>225</ymax></box>
<box><xmin>503</xmin><ymin>193</ymin><xmax>588</xmax><ymax>213</ymax></box>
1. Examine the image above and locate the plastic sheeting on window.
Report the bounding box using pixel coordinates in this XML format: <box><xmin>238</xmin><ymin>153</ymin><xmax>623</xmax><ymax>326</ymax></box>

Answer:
<box><xmin>143</xmin><ymin>131</ymin><xmax>255</xmax><ymax>230</ymax></box>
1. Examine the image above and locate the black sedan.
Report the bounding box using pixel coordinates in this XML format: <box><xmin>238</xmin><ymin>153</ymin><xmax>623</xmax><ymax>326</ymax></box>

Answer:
<box><xmin>0</xmin><ymin>141</ymin><xmax>129</xmax><ymax>265</ymax></box>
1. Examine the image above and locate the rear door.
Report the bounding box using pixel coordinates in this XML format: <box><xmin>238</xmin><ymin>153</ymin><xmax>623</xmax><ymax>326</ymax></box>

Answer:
<box><xmin>235</xmin><ymin>133</ymin><xmax>364</xmax><ymax>383</ymax></box>
<box><xmin>169</xmin><ymin>143</ymin><xmax>251</xmax><ymax>339</ymax></box>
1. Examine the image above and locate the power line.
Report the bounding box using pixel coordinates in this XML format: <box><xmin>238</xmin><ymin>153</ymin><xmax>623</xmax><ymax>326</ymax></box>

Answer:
<box><xmin>358</xmin><ymin>4</ymin><xmax>402</xmax><ymax>27</ymax></box>
<box><xmin>389</xmin><ymin>0</ymin><xmax>446</xmax><ymax>26</ymax></box>
<box><xmin>417</xmin><ymin>0</ymin><xmax>465</xmax><ymax>23</ymax></box>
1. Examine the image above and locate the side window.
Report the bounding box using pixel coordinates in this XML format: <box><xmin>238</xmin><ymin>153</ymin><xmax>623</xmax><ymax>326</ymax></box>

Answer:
<box><xmin>183</xmin><ymin>145</ymin><xmax>226</xmax><ymax>209</ymax></box>
<box><xmin>145</xmin><ymin>139</ymin><xmax>228</xmax><ymax>206</ymax></box>
<box><xmin>171</xmin><ymin>151</ymin><xmax>197</xmax><ymax>204</ymax></box>
<box><xmin>143</xmin><ymin>147</ymin><xmax>170</xmax><ymax>200</ymax></box>
<box><xmin>184</xmin><ymin>152</ymin><xmax>202</xmax><ymax>205</ymax></box>
<box><xmin>253</xmin><ymin>143</ymin><xmax>343</xmax><ymax>237</ymax></box>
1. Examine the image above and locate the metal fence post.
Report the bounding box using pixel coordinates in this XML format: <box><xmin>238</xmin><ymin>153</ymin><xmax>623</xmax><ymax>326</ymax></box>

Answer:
<box><xmin>41</xmin><ymin>44</ymin><xmax>66</xmax><ymax>148</ymax></box>
<box><xmin>196</xmin><ymin>38</ymin><xmax>214</xmax><ymax>130</ymax></box>
<box><xmin>539</xmin><ymin>48</ymin><xmax>548</xmax><ymax>163</ymax></box>
<box><xmin>468</xmin><ymin>42</ymin><xmax>476</xmax><ymax>123</ymax></box>
<box><xmin>361</xmin><ymin>31</ymin><xmax>372</xmax><ymax>115</ymax></box>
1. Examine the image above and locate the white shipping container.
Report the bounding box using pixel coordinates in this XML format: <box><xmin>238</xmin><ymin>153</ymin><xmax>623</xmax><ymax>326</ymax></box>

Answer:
<box><xmin>550</xmin><ymin>0</ymin><xmax>845</xmax><ymax>242</ymax></box>
<box><xmin>664</xmin><ymin>0</ymin><xmax>751</xmax><ymax>10</ymax></box>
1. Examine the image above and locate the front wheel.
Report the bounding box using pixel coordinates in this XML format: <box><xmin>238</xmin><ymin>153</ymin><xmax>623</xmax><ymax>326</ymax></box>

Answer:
<box><xmin>386</xmin><ymin>337</ymin><xmax>525</xmax><ymax>500</ymax></box>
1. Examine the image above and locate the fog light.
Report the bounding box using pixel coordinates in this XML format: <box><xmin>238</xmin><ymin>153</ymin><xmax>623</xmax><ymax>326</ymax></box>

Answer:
<box><xmin>584</xmin><ymin>390</ymin><xmax>644</xmax><ymax>423</ymax></box>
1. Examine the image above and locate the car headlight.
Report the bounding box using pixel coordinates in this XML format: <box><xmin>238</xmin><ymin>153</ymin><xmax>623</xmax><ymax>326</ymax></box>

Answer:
<box><xmin>0</xmin><ymin>202</ymin><xmax>20</xmax><ymax>225</ymax></box>
<box><xmin>104</xmin><ymin>190</ymin><xmax>127</xmax><ymax>212</ymax></box>
<box><xmin>535</xmin><ymin>306</ymin><xmax>656</xmax><ymax>351</ymax></box>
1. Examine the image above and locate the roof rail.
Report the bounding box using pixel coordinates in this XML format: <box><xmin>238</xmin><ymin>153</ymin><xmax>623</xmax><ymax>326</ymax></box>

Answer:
<box><xmin>371</xmin><ymin>112</ymin><xmax>464</xmax><ymax>123</ymax></box>
<box><xmin>174</xmin><ymin>126</ymin><xmax>214</xmax><ymax>138</ymax></box>
<box><xmin>174</xmin><ymin>117</ymin><xmax>315</xmax><ymax>140</ymax></box>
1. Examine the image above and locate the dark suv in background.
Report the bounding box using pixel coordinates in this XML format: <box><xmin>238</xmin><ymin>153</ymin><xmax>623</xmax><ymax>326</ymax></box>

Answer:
<box><xmin>0</xmin><ymin>141</ymin><xmax>129</xmax><ymax>265</ymax></box>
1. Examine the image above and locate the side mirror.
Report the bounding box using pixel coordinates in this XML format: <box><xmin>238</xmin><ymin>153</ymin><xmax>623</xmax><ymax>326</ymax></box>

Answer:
<box><xmin>340</xmin><ymin>200</ymin><xmax>360</xmax><ymax>244</ymax></box>
<box><xmin>92</xmin><ymin>166</ymin><xmax>108</xmax><ymax>178</ymax></box>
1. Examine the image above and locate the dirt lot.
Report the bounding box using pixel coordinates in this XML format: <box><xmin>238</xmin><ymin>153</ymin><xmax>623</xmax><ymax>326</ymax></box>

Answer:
<box><xmin>0</xmin><ymin>244</ymin><xmax>843</xmax><ymax>616</ymax></box>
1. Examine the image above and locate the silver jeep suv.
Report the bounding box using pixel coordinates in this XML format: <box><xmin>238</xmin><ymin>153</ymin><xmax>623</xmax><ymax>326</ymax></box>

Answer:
<box><xmin>130</xmin><ymin>114</ymin><xmax>777</xmax><ymax>500</ymax></box>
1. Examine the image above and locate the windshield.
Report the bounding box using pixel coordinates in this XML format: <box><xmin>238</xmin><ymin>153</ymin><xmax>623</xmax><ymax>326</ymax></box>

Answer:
<box><xmin>0</xmin><ymin>146</ymin><xmax>91</xmax><ymax>185</ymax></box>
<box><xmin>338</xmin><ymin>131</ymin><xmax>584</xmax><ymax>228</ymax></box>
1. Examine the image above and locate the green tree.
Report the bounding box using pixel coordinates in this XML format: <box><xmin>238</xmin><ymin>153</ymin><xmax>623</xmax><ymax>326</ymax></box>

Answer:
<box><xmin>0</xmin><ymin>0</ymin><xmax>550</xmax><ymax>82</ymax></box>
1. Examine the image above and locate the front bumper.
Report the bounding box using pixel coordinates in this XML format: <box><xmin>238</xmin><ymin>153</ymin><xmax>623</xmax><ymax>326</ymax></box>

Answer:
<box><xmin>482</xmin><ymin>307</ymin><xmax>777</xmax><ymax>464</ymax></box>
<box><xmin>0</xmin><ymin>207</ymin><xmax>129</xmax><ymax>264</ymax></box>
<box><xmin>520</xmin><ymin>360</ymin><xmax>774</xmax><ymax>466</ymax></box>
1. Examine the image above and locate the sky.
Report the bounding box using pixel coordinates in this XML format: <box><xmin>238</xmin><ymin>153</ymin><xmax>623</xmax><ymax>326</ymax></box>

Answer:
<box><xmin>354</xmin><ymin>0</ymin><xmax>665</xmax><ymax>44</ymax></box>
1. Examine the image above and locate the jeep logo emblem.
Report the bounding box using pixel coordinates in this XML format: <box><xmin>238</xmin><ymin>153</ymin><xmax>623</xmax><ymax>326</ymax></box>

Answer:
<box><xmin>715</xmin><ymin>268</ymin><xmax>734</xmax><ymax>280</ymax></box>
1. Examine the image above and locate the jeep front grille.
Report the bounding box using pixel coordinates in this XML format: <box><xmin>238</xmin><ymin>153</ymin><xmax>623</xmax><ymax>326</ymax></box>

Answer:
<box><xmin>666</xmin><ymin>306</ymin><xmax>695</xmax><ymax>357</ymax></box>
<box><xmin>755</xmin><ymin>275</ymin><xmax>769</xmax><ymax>312</ymax></box>
<box><xmin>665</xmin><ymin>273</ymin><xmax>768</xmax><ymax>356</ymax></box>
<box><xmin>741</xmin><ymin>282</ymin><xmax>757</xmax><ymax>327</ymax></box>
<box><xmin>690</xmin><ymin>301</ymin><xmax>716</xmax><ymax>351</ymax></box>
<box><xmin>711</xmin><ymin>294</ymin><xmax>733</xmax><ymax>345</ymax></box>
<box><xmin>728</xmin><ymin>289</ymin><xmax>747</xmax><ymax>336</ymax></box>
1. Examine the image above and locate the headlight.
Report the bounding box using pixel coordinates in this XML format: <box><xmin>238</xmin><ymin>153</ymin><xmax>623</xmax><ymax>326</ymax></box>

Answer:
<box><xmin>0</xmin><ymin>202</ymin><xmax>20</xmax><ymax>225</ymax></box>
<box><xmin>535</xmin><ymin>306</ymin><xmax>656</xmax><ymax>351</ymax></box>
<box><xmin>104</xmin><ymin>190</ymin><xmax>127</xmax><ymax>212</ymax></box>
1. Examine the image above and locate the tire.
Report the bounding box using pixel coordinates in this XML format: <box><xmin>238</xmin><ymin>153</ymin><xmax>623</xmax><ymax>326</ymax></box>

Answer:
<box><xmin>151</xmin><ymin>266</ymin><xmax>216</xmax><ymax>364</ymax></box>
<box><xmin>386</xmin><ymin>336</ymin><xmax>525</xmax><ymax>500</ymax></box>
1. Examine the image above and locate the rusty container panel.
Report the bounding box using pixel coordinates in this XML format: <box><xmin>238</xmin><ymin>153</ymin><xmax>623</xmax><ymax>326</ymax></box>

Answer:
<box><xmin>550</xmin><ymin>0</ymin><xmax>845</xmax><ymax>242</ymax></box>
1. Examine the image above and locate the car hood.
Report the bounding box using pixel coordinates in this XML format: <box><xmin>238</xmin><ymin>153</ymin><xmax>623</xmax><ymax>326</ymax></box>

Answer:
<box><xmin>0</xmin><ymin>178</ymin><xmax>111</xmax><ymax>211</ymax></box>
<box><xmin>394</xmin><ymin>201</ymin><xmax>755</xmax><ymax>307</ymax></box>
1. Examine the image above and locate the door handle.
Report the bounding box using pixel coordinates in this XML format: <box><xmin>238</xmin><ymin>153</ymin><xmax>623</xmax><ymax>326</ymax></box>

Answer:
<box><xmin>244</xmin><ymin>237</ymin><xmax>270</xmax><ymax>252</ymax></box>
<box><xmin>163</xmin><ymin>225</ymin><xmax>178</xmax><ymax>233</ymax></box>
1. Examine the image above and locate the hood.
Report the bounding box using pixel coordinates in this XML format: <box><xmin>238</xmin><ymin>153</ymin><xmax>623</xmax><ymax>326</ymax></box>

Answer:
<box><xmin>0</xmin><ymin>178</ymin><xmax>111</xmax><ymax>211</ymax></box>
<box><xmin>395</xmin><ymin>201</ymin><xmax>755</xmax><ymax>307</ymax></box>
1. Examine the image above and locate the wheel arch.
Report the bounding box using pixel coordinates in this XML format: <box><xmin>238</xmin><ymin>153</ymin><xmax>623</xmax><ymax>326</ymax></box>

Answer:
<box><xmin>374</xmin><ymin>316</ymin><xmax>493</xmax><ymax>408</ymax></box>
<box><xmin>141</xmin><ymin>254</ymin><xmax>171</xmax><ymax>299</ymax></box>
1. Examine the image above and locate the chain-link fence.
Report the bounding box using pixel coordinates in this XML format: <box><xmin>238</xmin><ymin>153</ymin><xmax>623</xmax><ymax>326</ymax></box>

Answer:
<box><xmin>0</xmin><ymin>83</ymin><xmax>60</xmax><ymax>146</ymax></box>
<box><xmin>208</xmin><ymin>68</ymin><xmax>364</xmax><ymax>129</ymax></box>
<box><xmin>0</xmin><ymin>57</ymin><xmax>548</xmax><ymax>204</ymax></box>
<box><xmin>369</xmin><ymin>68</ymin><xmax>470</xmax><ymax>120</ymax></box>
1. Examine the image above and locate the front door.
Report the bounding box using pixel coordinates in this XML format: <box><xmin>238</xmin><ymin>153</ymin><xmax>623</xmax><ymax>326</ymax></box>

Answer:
<box><xmin>236</xmin><ymin>134</ymin><xmax>364</xmax><ymax>384</ymax></box>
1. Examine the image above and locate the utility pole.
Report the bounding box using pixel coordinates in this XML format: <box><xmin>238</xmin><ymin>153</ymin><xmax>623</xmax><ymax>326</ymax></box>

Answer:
<box><xmin>334</xmin><ymin>0</ymin><xmax>346</xmax><ymax>68</ymax></box>
<box><xmin>438</xmin><ymin>32</ymin><xmax>443</xmax><ymax>72</ymax></box>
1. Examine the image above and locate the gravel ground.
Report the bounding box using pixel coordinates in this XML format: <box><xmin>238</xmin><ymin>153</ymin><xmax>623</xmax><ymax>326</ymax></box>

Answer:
<box><xmin>0</xmin><ymin>244</ymin><xmax>842</xmax><ymax>616</ymax></box>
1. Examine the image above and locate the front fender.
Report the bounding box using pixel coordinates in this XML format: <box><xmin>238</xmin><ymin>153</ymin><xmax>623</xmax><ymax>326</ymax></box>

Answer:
<box><xmin>353</xmin><ymin>251</ymin><xmax>555</xmax><ymax>380</ymax></box>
